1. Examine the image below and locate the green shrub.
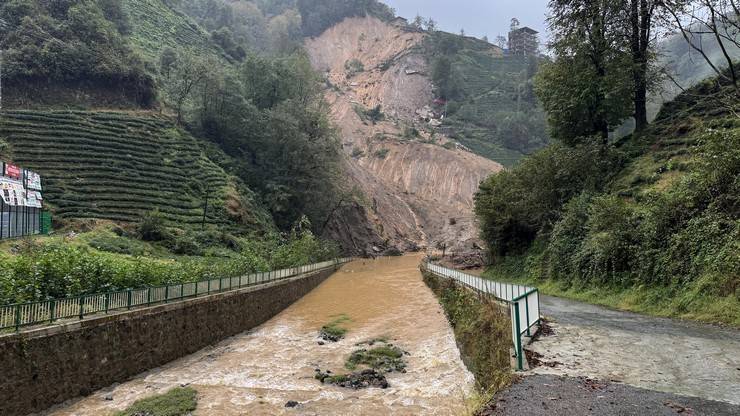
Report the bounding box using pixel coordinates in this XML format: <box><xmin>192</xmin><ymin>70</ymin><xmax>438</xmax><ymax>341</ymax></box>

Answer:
<box><xmin>344</xmin><ymin>58</ymin><xmax>365</xmax><ymax>78</ymax></box>
<box><xmin>351</xmin><ymin>147</ymin><xmax>365</xmax><ymax>158</ymax></box>
<box><xmin>138</xmin><ymin>210</ymin><xmax>170</xmax><ymax>242</ymax></box>
<box><xmin>475</xmin><ymin>141</ymin><xmax>624</xmax><ymax>256</ymax></box>
<box><xmin>373</xmin><ymin>148</ymin><xmax>390</xmax><ymax>159</ymax></box>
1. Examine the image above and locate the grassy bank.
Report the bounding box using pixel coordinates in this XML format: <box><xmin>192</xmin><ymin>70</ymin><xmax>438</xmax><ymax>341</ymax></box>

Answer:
<box><xmin>484</xmin><ymin>251</ymin><xmax>740</xmax><ymax>327</ymax></box>
<box><xmin>422</xmin><ymin>269</ymin><xmax>512</xmax><ymax>412</ymax></box>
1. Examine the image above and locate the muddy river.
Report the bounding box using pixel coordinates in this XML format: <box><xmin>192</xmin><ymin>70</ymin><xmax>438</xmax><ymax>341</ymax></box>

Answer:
<box><xmin>45</xmin><ymin>255</ymin><xmax>474</xmax><ymax>416</ymax></box>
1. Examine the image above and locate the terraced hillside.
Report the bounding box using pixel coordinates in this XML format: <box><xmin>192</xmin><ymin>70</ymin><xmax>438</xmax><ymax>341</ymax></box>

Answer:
<box><xmin>0</xmin><ymin>111</ymin><xmax>269</xmax><ymax>229</ymax></box>
<box><xmin>122</xmin><ymin>0</ymin><xmax>228</xmax><ymax>62</ymax></box>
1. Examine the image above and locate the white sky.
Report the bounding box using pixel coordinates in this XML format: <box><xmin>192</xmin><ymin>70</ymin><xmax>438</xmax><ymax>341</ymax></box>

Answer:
<box><xmin>381</xmin><ymin>0</ymin><xmax>550</xmax><ymax>42</ymax></box>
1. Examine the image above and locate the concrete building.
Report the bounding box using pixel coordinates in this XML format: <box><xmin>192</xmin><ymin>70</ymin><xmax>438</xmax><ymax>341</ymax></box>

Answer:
<box><xmin>508</xmin><ymin>27</ymin><xmax>539</xmax><ymax>57</ymax></box>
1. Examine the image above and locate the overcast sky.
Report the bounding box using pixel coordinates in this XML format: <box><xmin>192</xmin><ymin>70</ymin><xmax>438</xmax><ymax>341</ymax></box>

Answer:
<box><xmin>382</xmin><ymin>0</ymin><xmax>550</xmax><ymax>43</ymax></box>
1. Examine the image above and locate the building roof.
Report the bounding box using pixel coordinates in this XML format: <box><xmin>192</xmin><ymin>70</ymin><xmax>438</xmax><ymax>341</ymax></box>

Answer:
<box><xmin>510</xmin><ymin>26</ymin><xmax>539</xmax><ymax>35</ymax></box>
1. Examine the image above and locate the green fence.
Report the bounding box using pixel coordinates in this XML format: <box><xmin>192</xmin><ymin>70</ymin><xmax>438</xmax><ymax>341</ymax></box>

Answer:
<box><xmin>422</xmin><ymin>261</ymin><xmax>540</xmax><ymax>371</ymax></box>
<box><xmin>0</xmin><ymin>257</ymin><xmax>353</xmax><ymax>332</ymax></box>
<box><xmin>40</xmin><ymin>211</ymin><xmax>52</xmax><ymax>235</ymax></box>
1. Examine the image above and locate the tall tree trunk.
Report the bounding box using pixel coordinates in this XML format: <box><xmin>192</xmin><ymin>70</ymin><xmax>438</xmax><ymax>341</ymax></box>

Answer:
<box><xmin>631</xmin><ymin>0</ymin><xmax>650</xmax><ymax>133</ymax></box>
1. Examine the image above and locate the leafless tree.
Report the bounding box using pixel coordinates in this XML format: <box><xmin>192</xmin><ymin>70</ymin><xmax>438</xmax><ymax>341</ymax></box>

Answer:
<box><xmin>661</xmin><ymin>0</ymin><xmax>740</xmax><ymax>93</ymax></box>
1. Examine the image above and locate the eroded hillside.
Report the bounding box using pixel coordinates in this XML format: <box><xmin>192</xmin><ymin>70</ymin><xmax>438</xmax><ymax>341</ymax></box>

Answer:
<box><xmin>306</xmin><ymin>17</ymin><xmax>502</xmax><ymax>254</ymax></box>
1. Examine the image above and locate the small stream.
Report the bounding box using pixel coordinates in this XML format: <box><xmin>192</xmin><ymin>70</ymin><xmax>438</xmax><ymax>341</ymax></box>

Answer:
<box><xmin>45</xmin><ymin>255</ymin><xmax>474</xmax><ymax>415</ymax></box>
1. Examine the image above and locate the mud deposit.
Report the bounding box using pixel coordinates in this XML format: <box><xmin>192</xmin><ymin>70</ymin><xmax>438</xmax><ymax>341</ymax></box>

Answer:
<box><xmin>44</xmin><ymin>256</ymin><xmax>474</xmax><ymax>415</ymax></box>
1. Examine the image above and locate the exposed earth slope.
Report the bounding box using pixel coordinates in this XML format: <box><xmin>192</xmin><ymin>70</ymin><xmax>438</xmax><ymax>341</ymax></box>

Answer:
<box><xmin>306</xmin><ymin>17</ymin><xmax>503</xmax><ymax>254</ymax></box>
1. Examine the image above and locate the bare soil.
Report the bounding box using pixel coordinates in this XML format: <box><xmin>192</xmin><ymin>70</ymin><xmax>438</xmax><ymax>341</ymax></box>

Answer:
<box><xmin>306</xmin><ymin>17</ymin><xmax>502</xmax><ymax>255</ymax></box>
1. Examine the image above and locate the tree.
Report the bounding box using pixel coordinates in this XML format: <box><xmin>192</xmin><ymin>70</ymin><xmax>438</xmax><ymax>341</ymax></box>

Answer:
<box><xmin>425</xmin><ymin>18</ymin><xmax>438</xmax><ymax>32</ymax></box>
<box><xmin>627</xmin><ymin>0</ymin><xmax>661</xmax><ymax>133</ymax></box>
<box><xmin>510</xmin><ymin>17</ymin><xmax>520</xmax><ymax>31</ymax></box>
<box><xmin>412</xmin><ymin>14</ymin><xmax>424</xmax><ymax>29</ymax></box>
<box><xmin>495</xmin><ymin>35</ymin><xmax>508</xmax><ymax>49</ymax></box>
<box><xmin>662</xmin><ymin>0</ymin><xmax>740</xmax><ymax>94</ymax></box>
<box><xmin>161</xmin><ymin>49</ymin><xmax>211</xmax><ymax>123</ymax></box>
<box><xmin>536</xmin><ymin>0</ymin><xmax>633</xmax><ymax>143</ymax></box>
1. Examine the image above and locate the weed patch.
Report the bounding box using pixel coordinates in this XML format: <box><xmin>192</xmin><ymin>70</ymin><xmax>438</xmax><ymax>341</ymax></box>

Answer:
<box><xmin>114</xmin><ymin>387</ymin><xmax>197</xmax><ymax>416</ymax></box>
<box><xmin>319</xmin><ymin>314</ymin><xmax>351</xmax><ymax>342</ymax></box>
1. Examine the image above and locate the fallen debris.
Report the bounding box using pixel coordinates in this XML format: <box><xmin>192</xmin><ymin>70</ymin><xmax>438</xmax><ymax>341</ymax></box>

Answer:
<box><xmin>315</xmin><ymin>369</ymin><xmax>389</xmax><ymax>389</ymax></box>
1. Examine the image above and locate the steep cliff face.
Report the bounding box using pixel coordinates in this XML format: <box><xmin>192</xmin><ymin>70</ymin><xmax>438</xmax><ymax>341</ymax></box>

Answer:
<box><xmin>307</xmin><ymin>17</ymin><xmax>502</xmax><ymax>254</ymax></box>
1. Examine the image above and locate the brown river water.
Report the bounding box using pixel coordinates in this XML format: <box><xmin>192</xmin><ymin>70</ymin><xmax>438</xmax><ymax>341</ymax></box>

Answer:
<box><xmin>44</xmin><ymin>255</ymin><xmax>474</xmax><ymax>416</ymax></box>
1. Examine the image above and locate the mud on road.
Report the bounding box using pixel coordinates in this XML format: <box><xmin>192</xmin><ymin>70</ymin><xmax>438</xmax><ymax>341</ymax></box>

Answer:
<box><xmin>484</xmin><ymin>374</ymin><xmax>740</xmax><ymax>416</ymax></box>
<box><xmin>527</xmin><ymin>296</ymin><xmax>740</xmax><ymax>405</ymax></box>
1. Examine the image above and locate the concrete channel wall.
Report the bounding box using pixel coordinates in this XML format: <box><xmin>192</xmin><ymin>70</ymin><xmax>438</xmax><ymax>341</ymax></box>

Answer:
<box><xmin>0</xmin><ymin>267</ymin><xmax>337</xmax><ymax>416</ymax></box>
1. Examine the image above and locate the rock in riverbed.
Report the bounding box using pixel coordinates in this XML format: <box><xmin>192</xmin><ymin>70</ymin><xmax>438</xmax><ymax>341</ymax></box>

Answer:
<box><xmin>315</xmin><ymin>369</ymin><xmax>389</xmax><ymax>389</ymax></box>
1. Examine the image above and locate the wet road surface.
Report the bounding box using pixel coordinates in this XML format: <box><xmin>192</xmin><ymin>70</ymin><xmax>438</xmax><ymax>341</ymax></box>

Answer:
<box><xmin>528</xmin><ymin>295</ymin><xmax>740</xmax><ymax>405</ymax></box>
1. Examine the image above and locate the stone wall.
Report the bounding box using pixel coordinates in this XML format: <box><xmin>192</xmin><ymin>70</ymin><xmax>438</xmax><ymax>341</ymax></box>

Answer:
<box><xmin>0</xmin><ymin>268</ymin><xmax>335</xmax><ymax>416</ymax></box>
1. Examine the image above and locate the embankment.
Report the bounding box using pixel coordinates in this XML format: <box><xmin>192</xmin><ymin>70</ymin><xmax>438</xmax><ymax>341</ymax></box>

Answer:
<box><xmin>0</xmin><ymin>268</ymin><xmax>336</xmax><ymax>416</ymax></box>
<box><xmin>421</xmin><ymin>267</ymin><xmax>512</xmax><ymax>394</ymax></box>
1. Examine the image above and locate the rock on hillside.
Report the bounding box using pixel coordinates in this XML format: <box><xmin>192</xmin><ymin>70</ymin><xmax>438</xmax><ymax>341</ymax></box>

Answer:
<box><xmin>306</xmin><ymin>17</ymin><xmax>502</xmax><ymax>254</ymax></box>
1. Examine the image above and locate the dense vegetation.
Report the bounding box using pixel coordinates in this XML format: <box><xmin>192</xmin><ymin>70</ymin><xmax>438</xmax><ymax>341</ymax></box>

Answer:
<box><xmin>167</xmin><ymin>0</ymin><xmax>395</xmax><ymax>54</ymax></box>
<box><xmin>476</xmin><ymin>74</ymin><xmax>740</xmax><ymax>325</ymax></box>
<box><xmin>424</xmin><ymin>32</ymin><xmax>548</xmax><ymax>165</ymax></box>
<box><xmin>163</xmin><ymin>49</ymin><xmax>343</xmax><ymax>230</ymax></box>
<box><xmin>0</xmin><ymin>0</ymin><xmax>156</xmax><ymax>107</ymax></box>
<box><xmin>0</xmin><ymin>219</ymin><xmax>338</xmax><ymax>304</ymax></box>
<box><xmin>0</xmin><ymin>0</ymin><xmax>350</xmax><ymax>305</ymax></box>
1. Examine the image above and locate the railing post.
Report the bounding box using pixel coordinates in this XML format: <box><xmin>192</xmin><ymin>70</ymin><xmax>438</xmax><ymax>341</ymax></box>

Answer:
<box><xmin>181</xmin><ymin>283</ymin><xmax>185</xmax><ymax>300</ymax></box>
<box><xmin>78</xmin><ymin>296</ymin><xmax>84</xmax><ymax>320</ymax></box>
<box><xmin>105</xmin><ymin>292</ymin><xmax>110</xmax><ymax>314</ymax></box>
<box><xmin>514</xmin><ymin>301</ymin><xmax>523</xmax><ymax>371</ymax></box>
<box><xmin>14</xmin><ymin>304</ymin><xmax>21</xmax><ymax>332</ymax></box>
<box><xmin>147</xmin><ymin>287</ymin><xmax>152</xmax><ymax>306</ymax></box>
<box><xmin>50</xmin><ymin>300</ymin><xmax>56</xmax><ymax>323</ymax></box>
<box><xmin>127</xmin><ymin>290</ymin><xmax>133</xmax><ymax>310</ymax></box>
<box><xmin>165</xmin><ymin>285</ymin><xmax>169</xmax><ymax>303</ymax></box>
<box><xmin>525</xmin><ymin>295</ymin><xmax>531</xmax><ymax>336</ymax></box>
<box><xmin>194</xmin><ymin>281</ymin><xmax>199</xmax><ymax>297</ymax></box>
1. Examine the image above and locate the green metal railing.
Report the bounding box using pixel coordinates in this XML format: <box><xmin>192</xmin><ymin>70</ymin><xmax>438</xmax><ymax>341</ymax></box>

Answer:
<box><xmin>421</xmin><ymin>261</ymin><xmax>540</xmax><ymax>371</ymax></box>
<box><xmin>0</xmin><ymin>257</ymin><xmax>353</xmax><ymax>332</ymax></box>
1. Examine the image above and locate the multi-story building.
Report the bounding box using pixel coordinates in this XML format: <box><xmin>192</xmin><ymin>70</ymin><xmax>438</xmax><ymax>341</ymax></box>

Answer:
<box><xmin>508</xmin><ymin>27</ymin><xmax>539</xmax><ymax>57</ymax></box>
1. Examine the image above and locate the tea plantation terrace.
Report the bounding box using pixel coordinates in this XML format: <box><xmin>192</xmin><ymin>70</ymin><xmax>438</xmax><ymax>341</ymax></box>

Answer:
<box><xmin>0</xmin><ymin>110</ymin><xmax>259</xmax><ymax>227</ymax></box>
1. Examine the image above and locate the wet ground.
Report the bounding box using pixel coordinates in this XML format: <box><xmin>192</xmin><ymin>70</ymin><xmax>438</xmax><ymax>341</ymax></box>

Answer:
<box><xmin>485</xmin><ymin>374</ymin><xmax>740</xmax><ymax>416</ymax></box>
<box><xmin>526</xmin><ymin>295</ymin><xmax>740</xmax><ymax>405</ymax></box>
<box><xmin>42</xmin><ymin>255</ymin><xmax>474</xmax><ymax>416</ymax></box>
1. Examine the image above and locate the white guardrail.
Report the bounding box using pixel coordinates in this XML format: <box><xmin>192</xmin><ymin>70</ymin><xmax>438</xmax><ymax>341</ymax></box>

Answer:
<box><xmin>422</xmin><ymin>261</ymin><xmax>540</xmax><ymax>371</ymax></box>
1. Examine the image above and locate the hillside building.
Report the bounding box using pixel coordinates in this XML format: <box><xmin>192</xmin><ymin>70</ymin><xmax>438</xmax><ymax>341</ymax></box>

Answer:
<box><xmin>508</xmin><ymin>27</ymin><xmax>539</xmax><ymax>57</ymax></box>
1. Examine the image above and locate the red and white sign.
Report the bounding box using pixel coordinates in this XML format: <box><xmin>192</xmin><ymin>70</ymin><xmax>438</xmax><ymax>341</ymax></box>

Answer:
<box><xmin>4</xmin><ymin>163</ymin><xmax>21</xmax><ymax>179</ymax></box>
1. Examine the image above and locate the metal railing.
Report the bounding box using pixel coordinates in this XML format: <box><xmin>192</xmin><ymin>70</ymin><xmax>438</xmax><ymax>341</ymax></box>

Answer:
<box><xmin>0</xmin><ymin>257</ymin><xmax>353</xmax><ymax>332</ymax></box>
<box><xmin>422</xmin><ymin>261</ymin><xmax>540</xmax><ymax>371</ymax></box>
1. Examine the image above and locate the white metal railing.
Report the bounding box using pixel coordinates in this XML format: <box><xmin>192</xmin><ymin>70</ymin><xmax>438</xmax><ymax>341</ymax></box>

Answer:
<box><xmin>1</xmin><ymin>257</ymin><xmax>353</xmax><ymax>332</ymax></box>
<box><xmin>422</xmin><ymin>261</ymin><xmax>540</xmax><ymax>371</ymax></box>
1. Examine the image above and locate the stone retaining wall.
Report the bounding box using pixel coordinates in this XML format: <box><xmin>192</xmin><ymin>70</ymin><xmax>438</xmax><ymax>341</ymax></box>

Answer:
<box><xmin>0</xmin><ymin>268</ymin><xmax>336</xmax><ymax>416</ymax></box>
